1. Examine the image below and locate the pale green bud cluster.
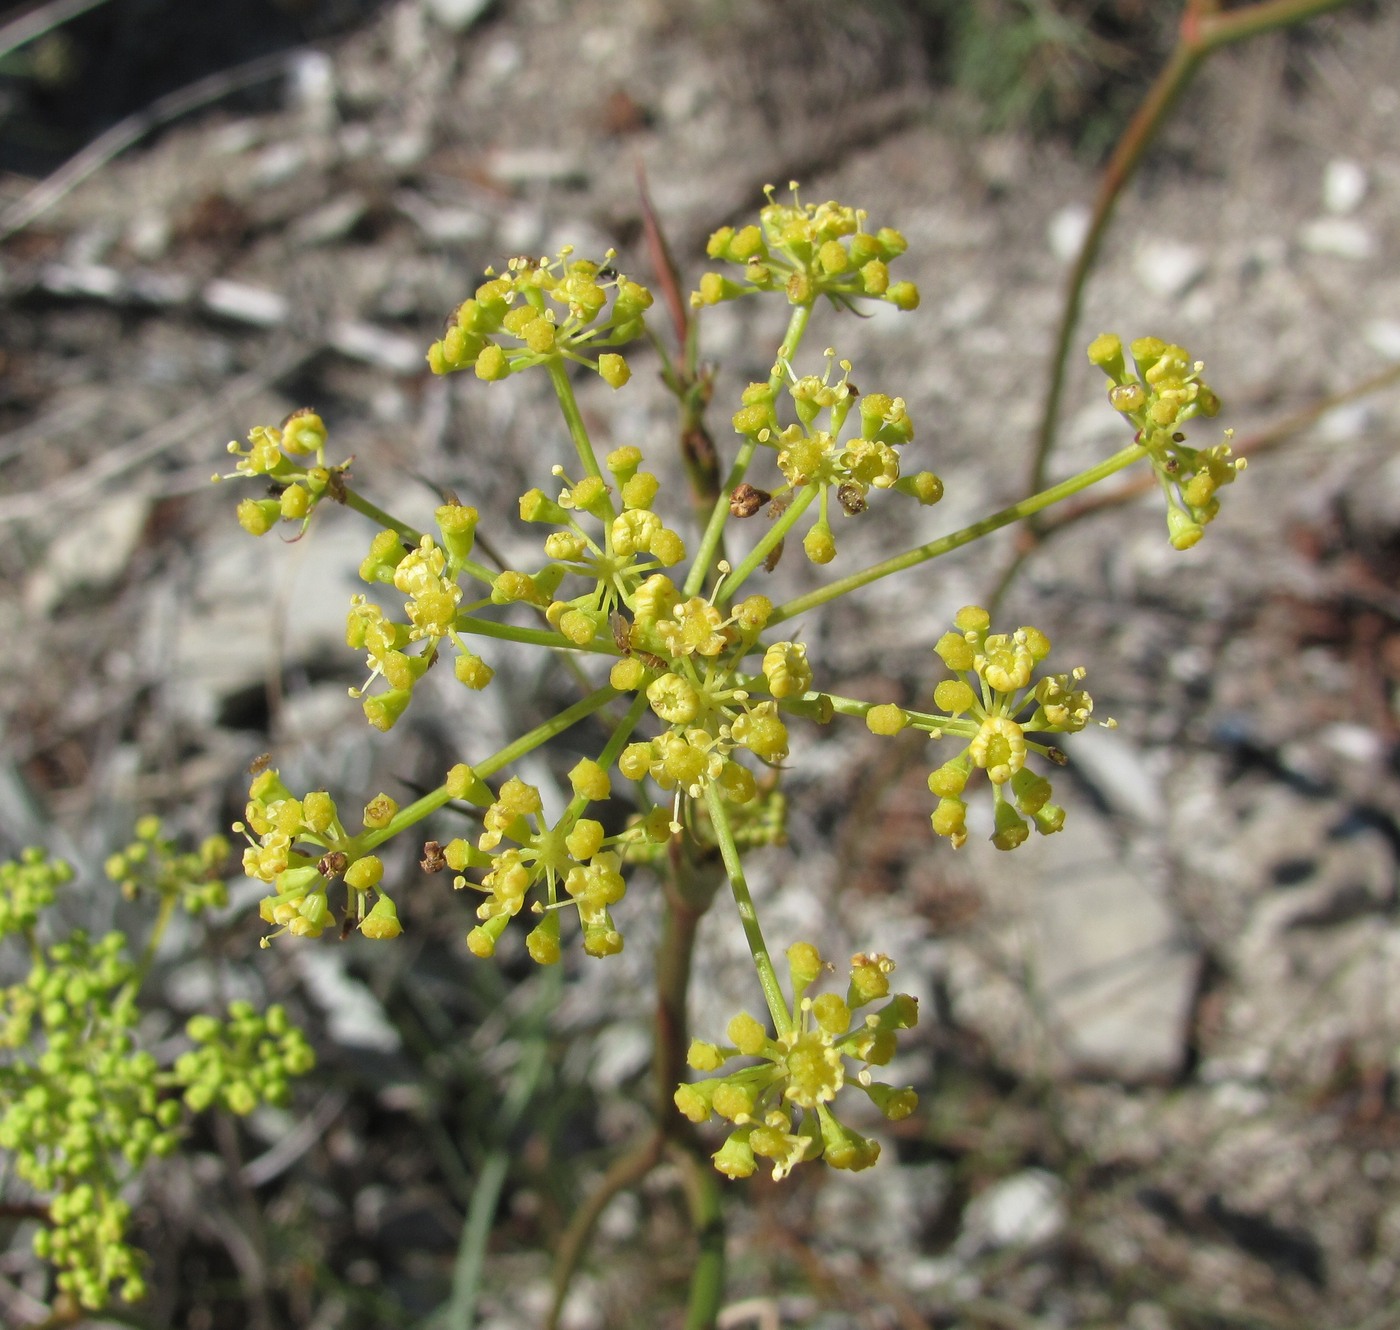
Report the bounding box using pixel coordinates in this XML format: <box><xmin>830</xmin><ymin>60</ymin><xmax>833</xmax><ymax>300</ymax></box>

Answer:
<box><xmin>676</xmin><ymin>944</ymin><xmax>918</xmax><ymax>1179</ymax></box>
<box><xmin>693</xmin><ymin>185</ymin><xmax>920</xmax><ymax>312</ymax></box>
<box><xmin>0</xmin><ymin>848</ymin><xmax>313</xmax><ymax>1310</ymax></box>
<box><xmin>103</xmin><ymin>815</ymin><xmax>230</xmax><ymax>915</ymax></box>
<box><xmin>426</xmin><ymin>249</ymin><xmax>652</xmax><ymax>387</ymax></box>
<box><xmin>174</xmin><ymin>1000</ymin><xmax>315</xmax><ymax>1116</ymax></box>
<box><xmin>0</xmin><ymin>846</ymin><xmax>73</xmax><ymax>939</ymax></box>
<box><xmin>1088</xmin><ymin>333</ymin><xmax>1244</xmax><ymax>549</ymax></box>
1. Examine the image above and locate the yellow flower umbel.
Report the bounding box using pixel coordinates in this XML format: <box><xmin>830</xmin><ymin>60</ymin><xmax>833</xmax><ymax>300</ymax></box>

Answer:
<box><xmin>217</xmin><ymin>409</ymin><xmax>348</xmax><ymax>538</ymax></box>
<box><xmin>864</xmin><ymin>607</ymin><xmax>1101</xmax><ymax>850</ymax></box>
<box><xmin>235</xmin><ymin>770</ymin><xmax>407</xmax><ymax>944</ymax></box>
<box><xmin>693</xmin><ymin>184</ymin><xmax>920</xmax><ymax>313</ymax></box>
<box><xmin>676</xmin><ymin>944</ymin><xmax>918</xmax><ymax>1180</ymax></box>
<box><xmin>1088</xmin><ymin>333</ymin><xmax>1243</xmax><ymax>550</ymax></box>
<box><xmin>426</xmin><ymin>248</ymin><xmax>653</xmax><ymax>387</ymax></box>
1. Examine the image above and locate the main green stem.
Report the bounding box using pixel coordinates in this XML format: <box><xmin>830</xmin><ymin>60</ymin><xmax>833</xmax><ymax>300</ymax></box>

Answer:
<box><xmin>547</xmin><ymin>359</ymin><xmax>613</xmax><ymax>514</ymax></box>
<box><xmin>703</xmin><ymin>784</ymin><xmax>792</xmax><ymax>1039</ymax></box>
<box><xmin>684</xmin><ymin>303</ymin><xmax>812</xmax><ymax>598</ymax></box>
<box><xmin>773</xmin><ymin>442</ymin><xmax>1144</xmax><ymax>626</ymax></box>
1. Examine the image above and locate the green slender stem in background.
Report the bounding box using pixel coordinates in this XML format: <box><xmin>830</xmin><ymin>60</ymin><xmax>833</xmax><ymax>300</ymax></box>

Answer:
<box><xmin>674</xmin><ymin>1144</ymin><xmax>725</xmax><ymax>1330</ymax></box>
<box><xmin>546</xmin><ymin>358</ymin><xmax>611</xmax><ymax>504</ymax></box>
<box><xmin>722</xmin><ymin>482</ymin><xmax>818</xmax><ymax>598</ymax></box>
<box><xmin>773</xmin><ymin>442</ymin><xmax>1144</xmax><ymax>626</ymax></box>
<box><xmin>703</xmin><ymin>784</ymin><xmax>792</xmax><ymax>1039</ymax></box>
<box><xmin>684</xmin><ymin>304</ymin><xmax>813</xmax><ymax>598</ymax></box>
<box><xmin>1027</xmin><ymin>0</ymin><xmax>1356</xmax><ymax>497</ymax></box>
<box><xmin>442</xmin><ymin>966</ymin><xmax>560</xmax><ymax>1330</ymax></box>
<box><xmin>547</xmin><ymin>1130</ymin><xmax>666</xmax><ymax>1330</ymax></box>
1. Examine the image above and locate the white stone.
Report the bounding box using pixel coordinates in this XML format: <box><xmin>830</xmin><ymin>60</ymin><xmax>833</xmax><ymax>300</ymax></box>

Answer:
<box><xmin>1047</xmin><ymin>204</ymin><xmax>1090</xmax><ymax>263</ymax></box>
<box><xmin>421</xmin><ymin>0</ymin><xmax>492</xmax><ymax>32</ymax></box>
<box><xmin>1298</xmin><ymin>216</ymin><xmax>1377</xmax><ymax>260</ymax></box>
<box><xmin>295</xmin><ymin>949</ymin><xmax>401</xmax><ymax>1052</ymax></box>
<box><xmin>25</xmin><ymin>493</ymin><xmax>149</xmax><ymax>615</ymax></box>
<box><xmin>1063</xmin><ymin>724</ymin><xmax>1163</xmax><ymax>825</ymax></box>
<box><xmin>1133</xmin><ymin>238</ymin><xmax>1207</xmax><ymax>299</ymax></box>
<box><xmin>1363</xmin><ymin>318</ymin><xmax>1400</xmax><ymax>360</ymax></box>
<box><xmin>958</xmin><ymin>1169</ymin><xmax>1065</xmax><ymax>1253</ymax></box>
<box><xmin>1322</xmin><ymin>158</ymin><xmax>1367</xmax><ymax>214</ymax></box>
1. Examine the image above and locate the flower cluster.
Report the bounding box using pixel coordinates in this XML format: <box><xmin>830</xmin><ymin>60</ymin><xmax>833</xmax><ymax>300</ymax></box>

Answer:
<box><xmin>217</xmin><ymin>409</ymin><xmax>349</xmax><ymax>537</ymax></box>
<box><xmin>174</xmin><ymin>1001</ymin><xmax>315</xmax><ymax>1115</ymax></box>
<box><xmin>236</xmin><ymin>765</ymin><xmax>482</xmax><ymax>944</ymax></box>
<box><xmin>0</xmin><ymin>846</ymin><xmax>72</xmax><ymax>939</ymax></box>
<box><xmin>350</xmin><ymin>502</ymin><xmax>493</xmax><ymax>730</ymax></box>
<box><xmin>0</xmin><ymin>925</ymin><xmax>167</xmax><ymax>1307</ymax></box>
<box><xmin>693</xmin><ymin>185</ymin><xmax>920</xmax><ymax>312</ymax></box>
<box><xmin>440</xmin><ymin>762</ymin><xmax>650</xmax><ymax>962</ymax></box>
<box><xmin>0</xmin><ymin>848</ymin><xmax>314</xmax><ymax>1310</ymax></box>
<box><xmin>1088</xmin><ymin>333</ymin><xmax>1244</xmax><ymax>549</ymax></box>
<box><xmin>427</xmin><ymin>249</ymin><xmax>652</xmax><ymax>385</ymax></box>
<box><xmin>730</xmin><ymin>350</ymin><xmax>942</xmax><ymax>565</ymax></box>
<box><xmin>864</xmin><ymin>606</ymin><xmax>1099</xmax><ymax>849</ymax></box>
<box><xmin>676</xmin><ymin>944</ymin><xmax>918</xmax><ymax>1180</ymax></box>
<box><xmin>103</xmin><ymin>815</ymin><xmax>230</xmax><ymax>915</ymax></box>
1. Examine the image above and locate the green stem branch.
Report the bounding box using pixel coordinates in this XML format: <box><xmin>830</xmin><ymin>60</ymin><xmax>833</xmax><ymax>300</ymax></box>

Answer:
<box><xmin>773</xmin><ymin>442</ymin><xmax>1144</xmax><ymax>626</ymax></box>
<box><xmin>546</xmin><ymin>358</ymin><xmax>611</xmax><ymax>504</ymax></box>
<box><xmin>722</xmin><ymin>483</ymin><xmax>818</xmax><ymax>598</ymax></box>
<box><xmin>683</xmin><ymin>304</ymin><xmax>813</xmax><ymax>598</ymax></box>
<box><xmin>354</xmin><ymin>685</ymin><xmax>621</xmax><ymax>854</ymax></box>
<box><xmin>703</xmin><ymin>784</ymin><xmax>792</xmax><ymax>1040</ymax></box>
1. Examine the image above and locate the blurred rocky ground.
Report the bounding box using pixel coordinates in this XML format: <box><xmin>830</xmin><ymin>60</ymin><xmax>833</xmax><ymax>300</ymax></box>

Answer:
<box><xmin>1</xmin><ymin>1</ymin><xmax>1399</xmax><ymax>1327</ymax></box>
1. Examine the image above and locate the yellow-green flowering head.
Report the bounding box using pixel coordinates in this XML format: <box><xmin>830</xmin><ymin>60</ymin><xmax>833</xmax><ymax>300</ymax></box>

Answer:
<box><xmin>1090</xmin><ymin>333</ymin><xmax>1242</xmax><ymax>546</ymax></box>
<box><xmin>428</xmin><ymin>248</ymin><xmax>654</xmax><ymax>383</ymax></box>
<box><xmin>693</xmin><ymin>185</ymin><xmax>920</xmax><ymax>313</ymax></box>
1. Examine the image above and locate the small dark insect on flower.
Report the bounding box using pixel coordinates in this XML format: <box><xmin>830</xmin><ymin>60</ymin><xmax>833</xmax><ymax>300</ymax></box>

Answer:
<box><xmin>597</xmin><ymin>265</ymin><xmax>619</xmax><ymax>281</ymax></box>
<box><xmin>612</xmin><ymin>610</ymin><xmax>667</xmax><ymax>671</ymax></box>
<box><xmin>611</xmin><ymin>611</ymin><xmax>632</xmax><ymax>654</ymax></box>
<box><xmin>837</xmin><ymin>483</ymin><xmax>867</xmax><ymax>516</ymax></box>
<box><xmin>248</xmin><ymin>751</ymin><xmax>272</xmax><ymax>775</ymax></box>
<box><xmin>764</xmin><ymin>537</ymin><xmax>785</xmax><ymax>573</ymax></box>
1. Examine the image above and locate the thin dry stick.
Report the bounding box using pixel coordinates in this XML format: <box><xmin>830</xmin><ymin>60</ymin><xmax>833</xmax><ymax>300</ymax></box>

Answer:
<box><xmin>0</xmin><ymin>48</ymin><xmax>302</xmax><ymax>242</ymax></box>
<box><xmin>0</xmin><ymin>0</ymin><xmax>112</xmax><ymax>63</ymax></box>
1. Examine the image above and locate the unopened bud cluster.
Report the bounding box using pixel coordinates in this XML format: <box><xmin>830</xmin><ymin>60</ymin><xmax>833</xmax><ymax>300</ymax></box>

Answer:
<box><xmin>0</xmin><ymin>848</ymin><xmax>313</xmax><ymax>1309</ymax></box>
